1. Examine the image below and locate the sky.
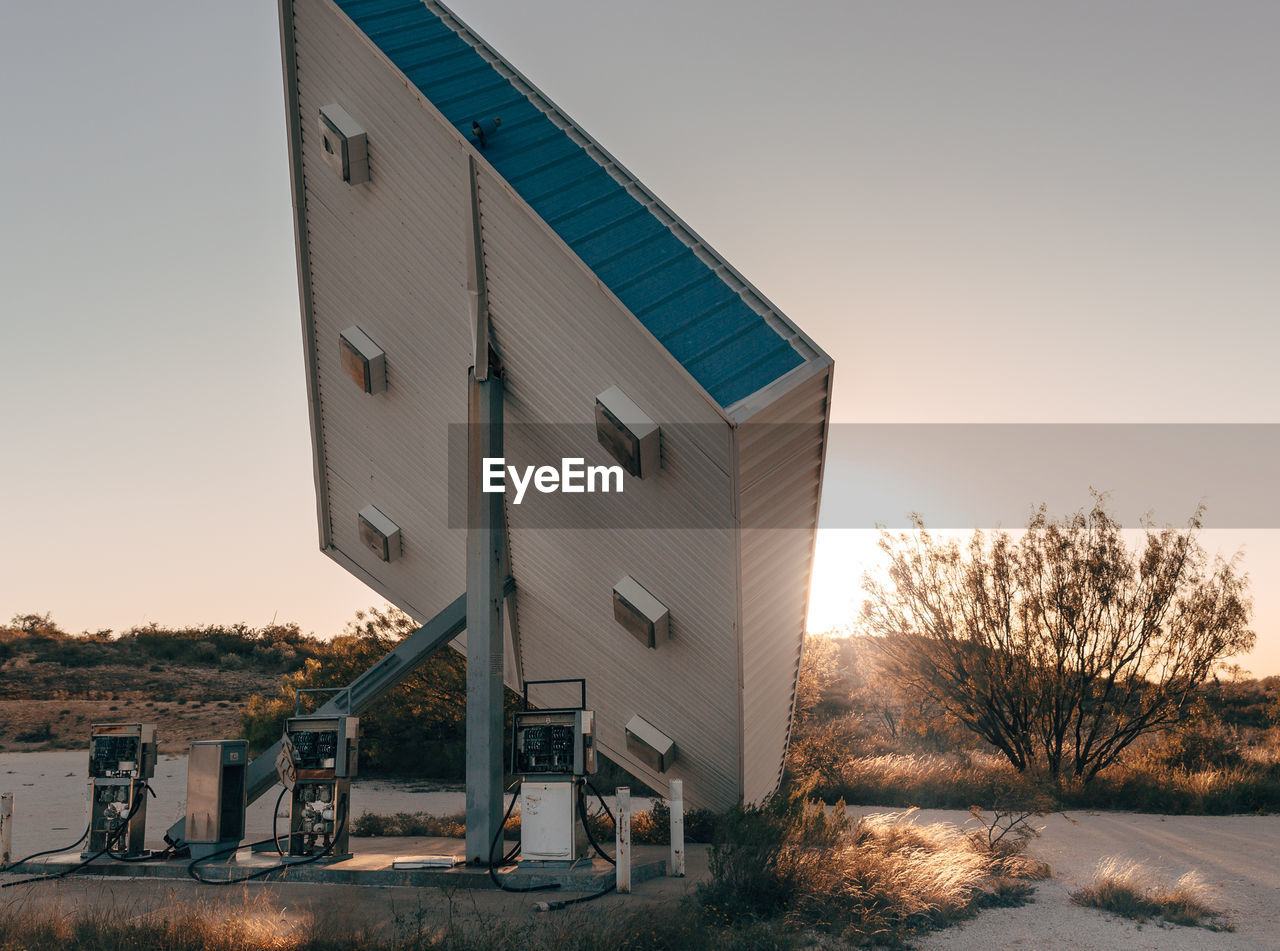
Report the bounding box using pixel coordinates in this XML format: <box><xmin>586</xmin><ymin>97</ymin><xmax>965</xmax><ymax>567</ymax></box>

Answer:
<box><xmin>2</xmin><ymin>2</ymin><xmax>1278</xmax><ymax>670</ymax></box>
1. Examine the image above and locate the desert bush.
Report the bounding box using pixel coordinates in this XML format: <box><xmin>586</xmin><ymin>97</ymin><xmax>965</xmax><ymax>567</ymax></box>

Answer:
<box><xmin>1071</xmin><ymin>857</ymin><xmax>1233</xmax><ymax>930</ymax></box>
<box><xmin>625</xmin><ymin>798</ymin><xmax>717</xmax><ymax>845</ymax></box>
<box><xmin>241</xmin><ymin>607</ymin><xmax>482</xmax><ymax>778</ymax></box>
<box><xmin>121</xmin><ymin>620</ymin><xmax>323</xmax><ymax>672</ymax></box>
<box><xmin>1064</xmin><ymin>759</ymin><xmax>1280</xmax><ymax>815</ymax></box>
<box><xmin>14</xmin><ymin>723</ymin><xmax>54</xmax><ymax>743</ymax></box>
<box><xmin>350</xmin><ymin>811</ymin><xmax>467</xmax><ymax>838</ymax></box>
<box><xmin>697</xmin><ymin>787</ymin><xmax>1044</xmax><ymax>944</ymax></box>
<box><xmin>865</xmin><ymin>499</ymin><xmax>1253</xmax><ymax>782</ymax></box>
<box><xmin>1156</xmin><ymin>717</ymin><xmax>1246</xmax><ymax>772</ymax></box>
<box><xmin>806</xmin><ymin>751</ymin><xmax>1041</xmax><ymax>810</ymax></box>
<box><xmin>0</xmin><ymin>611</ymin><xmax>326</xmax><ymax>675</ymax></box>
<box><xmin>786</xmin><ymin>627</ymin><xmax>1280</xmax><ymax>814</ymax></box>
<box><xmin>700</xmin><ymin>787</ymin><xmax>841</xmax><ymax>920</ymax></box>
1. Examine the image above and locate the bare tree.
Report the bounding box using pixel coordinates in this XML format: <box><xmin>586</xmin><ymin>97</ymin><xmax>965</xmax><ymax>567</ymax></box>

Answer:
<box><xmin>862</xmin><ymin>498</ymin><xmax>1253</xmax><ymax>782</ymax></box>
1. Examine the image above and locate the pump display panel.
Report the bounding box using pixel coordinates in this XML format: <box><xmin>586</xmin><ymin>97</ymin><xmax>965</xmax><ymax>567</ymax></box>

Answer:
<box><xmin>512</xmin><ymin>709</ymin><xmax>595</xmax><ymax>777</ymax></box>
<box><xmin>289</xmin><ymin>729</ymin><xmax>340</xmax><ymax>770</ymax></box>
<box><xmin>89</xmin><ymin>734</ymin><xmax>143</xmax><ymax>778</ymax></box>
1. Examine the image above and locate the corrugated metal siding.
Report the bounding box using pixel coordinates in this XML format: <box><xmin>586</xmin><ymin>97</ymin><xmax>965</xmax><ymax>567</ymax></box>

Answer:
<box><xmin>474</xmin><ymin>163</ymin><xmax>745</xmax><ymax>808</ymax></box>
<box><xmin>292</xmin><ymin>0</ymin><xmax>474</xmax><ymax>628</ymax></box>
<box><xmin>736</xmin><ymin>368</ymin><xmax>830</xmax><ymax>802</ymax></box>
<box><xmin>331</xmin><ymin>0</ymin><xmax>807</xmax><ymax>409</ymax></box>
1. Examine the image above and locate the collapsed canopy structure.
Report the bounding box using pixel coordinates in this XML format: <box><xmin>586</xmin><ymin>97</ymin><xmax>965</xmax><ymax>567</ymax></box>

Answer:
<box><xmin>281</xmin><ymin>0</ymin><xmax>833</xmax><ymax>809</ymax></box>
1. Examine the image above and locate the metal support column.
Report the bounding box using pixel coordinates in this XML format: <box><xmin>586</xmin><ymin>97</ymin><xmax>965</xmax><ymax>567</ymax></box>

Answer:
<box><xmin>465</xmin><ymin>360</ymin><xmax>505</xmax><ymax>864</ymax></box>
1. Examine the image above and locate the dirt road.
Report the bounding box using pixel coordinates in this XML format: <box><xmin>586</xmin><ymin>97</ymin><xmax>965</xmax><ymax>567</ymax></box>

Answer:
<box><xmin>893</xmin><ymin>808</ymin><xmax>1280</xmax><ymax>951</ymax></box>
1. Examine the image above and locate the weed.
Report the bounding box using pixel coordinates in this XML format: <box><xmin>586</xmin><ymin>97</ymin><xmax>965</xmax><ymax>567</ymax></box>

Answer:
<box><xmin>698</xmin><ymin>787</ymin><xmax>1046</xmax><ymax>945</ymax></box>
<box><xmin>1071</xmin><ymin>857</ymin><xmax>1234</xmax><ymax>930</ymax></box>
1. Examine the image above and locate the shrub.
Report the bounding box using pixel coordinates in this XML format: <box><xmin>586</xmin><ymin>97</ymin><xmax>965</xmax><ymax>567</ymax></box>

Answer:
<box><xmin>350</xmin><ymin>811</ymin><xmax>466</xmax><ymax>838</ymax></box>
<box><xmin>14</xmin><ymin>723</ymin><xmax>54</xmax><ymax>743</ymax></box>
<box><xmin>1071</xmin><ymin>857</ymin><xmax>1233</xmax><ymax>930</ymax></box>
<box><xmin>1158</xmin><ymin>720</ymin><xmax>1246</xmax><ymax>772</ymax></box>
<box><xmin>698</xmin><ymin>788</ymin><xmax>1048</xmax><ymax>945</ymax></box>
<box><xmin>240</xmin><ymin>608</ymin><xmax>481</xmax><ymax>778</ymax></box>
<box><xmin>700</xmin><ymin>788</ymin><xmax>832</xmax><ymax>920</ymax></box>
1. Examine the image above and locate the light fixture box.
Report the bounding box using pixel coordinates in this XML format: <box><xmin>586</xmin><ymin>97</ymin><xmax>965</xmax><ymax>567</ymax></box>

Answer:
<box><xmin>595</xmin><ymin>386</ymin><xmax>660</xmax><ymax>478</ymax></box>
<box><xmin>339</xmin><ymin>326</ymin><xmax>386</xmax><ymax>394</ymax></box>
<box><xmin>318</xmin><ymin>103</ymin><xmax>369</xmax><ymax>185</ymax></box>
<box><xmin>357</xmin><ymin>505</ymin><xmax>401</xmax><ymax>562</ymax></box>
<box><xmin>613</xmin><ymin>575</ymin><xmax>669</xmax><ymax>648</ymax></box>
<box><xmin>625</xmin><ymin>715</ymin><xmax>676</xmax><ymax>773</ymax></box>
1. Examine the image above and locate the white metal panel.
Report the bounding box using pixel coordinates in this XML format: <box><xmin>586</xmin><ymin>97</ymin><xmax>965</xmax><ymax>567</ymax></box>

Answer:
<box><xmin>736</xmin><ymin>367</ymin><xmax>831</xmax><ymax>802</ymax></box>
<box><xmin>292</xmin><ymin>0</ymin><xmax>473</xmax><ymax>626</ymax></box>
<box><xmin>473</xmin><ymin>166</ymin><xmax>748</xmax><ymax>806</ymax></box>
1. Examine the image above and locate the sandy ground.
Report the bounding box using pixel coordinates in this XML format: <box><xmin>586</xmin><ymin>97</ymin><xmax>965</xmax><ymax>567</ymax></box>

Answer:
<box><xmin>0</xmin><ymin>750</ymin><xmax>478</xmax><ymax>855</ymax></box>
<box><xmin>3</xmin><ymin>751</ymin><xmax>1278</xmax><ymax>948</ymax></box>
<box><xmin>879</xmin><ymin>807</ymin><xmax>1280</xmax><ymax>951</ymax></box>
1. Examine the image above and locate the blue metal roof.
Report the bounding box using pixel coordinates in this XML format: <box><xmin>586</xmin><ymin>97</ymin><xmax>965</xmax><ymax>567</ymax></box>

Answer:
<box><xmin>334</xmin><ymin>0</ymin><xmax>805</xmax><ymax>408</ymax></box>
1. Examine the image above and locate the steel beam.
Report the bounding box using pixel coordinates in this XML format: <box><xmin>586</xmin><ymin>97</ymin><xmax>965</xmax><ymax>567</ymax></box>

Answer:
<box><xmin>164</xmin><ymin>593</ymin><xmax>469</xmax><ymax>849</ymax></box>
<box><xmin>465</xmin><ymin>364</ymin><xmax>506</xmax><ymax>864</ymax></box>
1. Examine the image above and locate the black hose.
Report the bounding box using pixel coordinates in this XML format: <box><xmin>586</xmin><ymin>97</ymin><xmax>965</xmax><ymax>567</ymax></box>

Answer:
<box><xmin>105</xmin><ymin>784</ymin><xmax>174</xmax><ymax>862</ymax></box>
<box><xmin>534</xmin><ymin>779</ymin><xmax>620</xmax><ymax>909</ymax></box>
<box><xmin>577</xmin><ymin>782</ymin><xmax>615</xmax><ymax>866</ymax></box>
<box><xmin>106</xmin><ymin>842</ymin><xmax>175</xmax><ymax>863</ymax></box>
<box><xmin>488</xmin><ymin>781</ymin><xmax>558</xmax><ymax>894</ymax></box>
<box><xmin>183</xmin><ymin>834</ymin><xmax>280</xmax><ymax>883</ymax></box>
<box><xmin>2</xmin><ymin>784</ymin><xmax>147</xmax><ymax>889</ymax></box>
<box><xmin>0</xmin><ymin>821</ymin><xmax>90</xmax><ymax>873</ymax></box>
<box><xmin>536</xmin><ymin>881</ymin><xmax>618</xmax><ymax>911</ymax></box>
<box><xmin>272</xmin><ymin>786</ymin><xmax>289</xmax><ymax>855</ymax></box>
<box><xmin>187</xmin><ymin>788</ymin><xmax>349</xmax><ymax>886</ymax></box>
<box><xmin>584</xmin><ymin>780</ymin><xmax>616</xmax><ymax>826</ymax></box>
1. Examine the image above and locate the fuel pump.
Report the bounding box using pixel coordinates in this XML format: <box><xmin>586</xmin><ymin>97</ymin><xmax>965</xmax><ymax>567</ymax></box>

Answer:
<box><xmin>84</xmin><ymin>723</ymin><xmax>157</xmax><ymax>859</ymax></box>
<box><xmin>184</xmin><ymin>740</ymin><xmax>248</xmax><ymax>861</ymax></box>
<box><xmin>510</xmin><ymin>680</ymin><xmax>595</xmax><ymax>863</ymax></box>
<box><xmin>278</xmin><ymin>715</ymin><xmax>357</xmax><ymax>861</ymax></box>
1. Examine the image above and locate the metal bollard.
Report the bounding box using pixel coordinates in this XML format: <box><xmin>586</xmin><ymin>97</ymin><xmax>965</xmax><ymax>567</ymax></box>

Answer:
<box><xmin>668</xmin><ymin>779</ymin><xmax>685</xmax><ymax>877</ymax></box>
<box><xmin>615</xmin><ymin>787</ymin><xmax>631</xmax><ymax>893</ymax></box>
<box><xmin>1</xmin><ymin>793</ymin><xmax>12</xmax><ymax>868</ymax></box>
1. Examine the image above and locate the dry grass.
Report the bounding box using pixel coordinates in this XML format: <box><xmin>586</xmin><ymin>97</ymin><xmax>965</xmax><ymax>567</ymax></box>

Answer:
<box><xmin>795</xmin><ymin>744</ymin><xmax>1280</xmax><ymax>816</ymax></box>
<box><xmin>1070</xmin><ymin>857</ymin><xmax>1233</xmax><ymax>931</ymax></box>
<box><xmin>795</xmin><ymin>810</ymin><xmax>1049</xmax><ymax>935</ymax></box>
<box><xmin>0</xmin><ymin>790</ymin><xmax>1049</xmax><ymax>950</ymax></box>
<box><xmin>701</xmin><ymin>790</ymin><xmax>1049</xmax><ymax>946</ymax></box>
<box><xmin>0</xmin><ymin>890</ymin><xmax>342</xmax><ymax>951</ymax></box>
<box><xmin>350</xmin><ymin>811</ymin><xmax>468</xmax><ymax>839</ymax></box>
<box><xmin>803</xmin><ymin>750</ymin><xmax>1035</xmax><ymax>810</ymax></box>
<box><xmin>0</xmin><ymin>890</ymin><xmax>786</xmax><ymax>951</ymax></box>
